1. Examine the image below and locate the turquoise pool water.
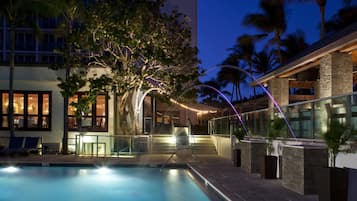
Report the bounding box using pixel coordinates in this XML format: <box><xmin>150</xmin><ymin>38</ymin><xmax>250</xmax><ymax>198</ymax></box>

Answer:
<box><xmin>0</xmin><ymin>166</ymin><xmax>211</xmax><ymax>201</ymax></box>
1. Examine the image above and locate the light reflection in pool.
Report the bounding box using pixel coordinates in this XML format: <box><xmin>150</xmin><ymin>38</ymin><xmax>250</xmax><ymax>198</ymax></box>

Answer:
<box><xmin>0</xmin><ymin>166</ymin><xmax>211</xmax><ymax>201</ymax></box>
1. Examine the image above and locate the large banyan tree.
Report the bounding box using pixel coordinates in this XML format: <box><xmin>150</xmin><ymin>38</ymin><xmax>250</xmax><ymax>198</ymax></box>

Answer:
<box><xmin>57</xmin><ymin>0</ymin><xmax>199</xmax><ymax>135</ymax></box>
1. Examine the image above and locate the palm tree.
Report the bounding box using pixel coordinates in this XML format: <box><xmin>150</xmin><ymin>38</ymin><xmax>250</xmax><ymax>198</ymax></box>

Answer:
<box><xmin>0</xmin><ymin>0</ymin><xmax>63</xmax><ymax>137</ymax></box>
<box><xmin>315</xmin><ymin>0</ymin><xmax>327</xmax><ymax>38</ymax></box>
<box><xmin>218</xmin><ymin>55</ymin><xmax>247</xmax><ymax>102</ymax></box>
<box><xmin>252</xmin><ymin>49</ymin><xmax>278</xmax><ymax>74</ymax></box>
<box><xmin>229</xmin><ymin>34</ymin><xmax>265</xmax><ymax>105</ymax></box>
<box><xmin>199</xmin><ymin>79</ymin><xmax>224</xmax><ymax>107</ymax></box>
<box><xmin>325</xmin><ymin>5</ymin><xmax>357</xmax><ymax>33</ymax></box>
<box><xmin>281</xmin><ymin>30</ymin><xmax>309</xmax><ymax>61</ymax></box>
<box><xmin>288</xmin><ymin>0</ymin><xmax>351</xmax><ymax>38</ymax></box>
<box><xmin>54</xmin><ymin>0</ymin><xmax>85</xmax><ymax>154</ymax></box>
<box><xmin>243</xmin><ymin>0</ymin><xmax>287</xmax><ymax>63</ymax></box>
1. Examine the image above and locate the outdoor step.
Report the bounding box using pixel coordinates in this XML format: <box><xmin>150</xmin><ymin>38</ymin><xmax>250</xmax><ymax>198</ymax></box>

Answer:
<box><xmin>149</xmin><ymin>134</ymin><xmax>217</xmax><ymax>154</ymax></box>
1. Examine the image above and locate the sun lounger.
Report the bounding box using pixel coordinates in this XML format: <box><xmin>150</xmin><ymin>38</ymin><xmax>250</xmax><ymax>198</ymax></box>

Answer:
<box><xmin>23</xmin><ymin>137</ymin><xmax>40</xmax><ymax>154</ymax></box>
<box><xmin>0</xmin><ymin>137</ymin><xmax>24</xmax><ymax>155</ymax></box>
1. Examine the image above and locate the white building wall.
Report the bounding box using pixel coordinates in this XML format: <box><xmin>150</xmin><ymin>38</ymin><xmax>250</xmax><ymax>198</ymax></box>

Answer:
<box><xmin>0</xmin><ymin>66</ymin><xmax>64</xmax><ymax>143</ymax></box>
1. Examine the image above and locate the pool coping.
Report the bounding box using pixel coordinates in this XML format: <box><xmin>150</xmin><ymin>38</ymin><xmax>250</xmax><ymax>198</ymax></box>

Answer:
<box><xmin>187</xmin><ymin>163</ymin><xmax>231</xmax><ymax>201</ymax></box>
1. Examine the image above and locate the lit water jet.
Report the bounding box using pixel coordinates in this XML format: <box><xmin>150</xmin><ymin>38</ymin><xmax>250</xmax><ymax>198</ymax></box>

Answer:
<box><xmin>178</xmin><ymin>84</ymin><xmax>249</xmax><ymax>136</ymax></box>
<box><xmin>217</xmin><ymin>64</ymin><xmax>296</xmax><ymax>139</ymax></box>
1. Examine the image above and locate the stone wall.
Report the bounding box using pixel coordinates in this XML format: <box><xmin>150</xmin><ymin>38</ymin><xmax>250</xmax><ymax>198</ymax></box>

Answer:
<box><xmin>268</xmin><ymin>78</ymin><xmax>289</xmax><ymax>107</ymax></box>
<box><xmin>282</xmin><ymin>145</ymin><xmax>328</xmax><ymax>195</ymax></box>
<box><xmin>319</xmin><ymin>52</ymin><xmax>353</xmax><ymax>98</ymax></box>
<box><xmin>240</xmin><ymin>140</ymin><xmax>266</xmax><ymax>174</ymax></box>
<box><xmin>211</xmin><ymin>135</ymin><xmax>232</xmax><ymax>159</ymax></box>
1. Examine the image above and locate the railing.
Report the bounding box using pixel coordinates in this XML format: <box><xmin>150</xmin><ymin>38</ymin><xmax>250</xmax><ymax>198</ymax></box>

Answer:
<box><xmin>209</xmin><ymin>92</ymin><xmax>357</xmax><ymax>139</ymax></box>
<box><xmin>73</xmin><ymin>132</ymin><xmax>195</xmax><ymax>157</ymax></box>
<box><xmin>74</xmin><ymin>134</ymin><xmax>151</xmax><ymax>157</ymax></box>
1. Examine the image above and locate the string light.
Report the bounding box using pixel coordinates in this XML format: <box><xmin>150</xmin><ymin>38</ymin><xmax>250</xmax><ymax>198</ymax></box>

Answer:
<box><xmin>169</xmin><ymin>99</ymin><xmax>217</xmax><ymax>115</ymax></box>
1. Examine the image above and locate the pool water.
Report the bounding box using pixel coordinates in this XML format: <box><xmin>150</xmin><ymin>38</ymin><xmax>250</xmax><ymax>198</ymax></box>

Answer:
<box><xmin>0</xmin><ymin>166</ymin><xmax>211</xmax><ymax>201</ymax></box>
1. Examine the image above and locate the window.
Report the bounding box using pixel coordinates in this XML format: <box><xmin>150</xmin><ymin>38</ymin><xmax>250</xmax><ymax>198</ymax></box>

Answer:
<box><xmin>0</xmin><ymin>91</ymin><xmax>51</xmax><ymax>130</ymax></box>
<box><xmin>68</xmin><ymin>93</ymin><xmax>108</xmax><ymax>132</ymax></box>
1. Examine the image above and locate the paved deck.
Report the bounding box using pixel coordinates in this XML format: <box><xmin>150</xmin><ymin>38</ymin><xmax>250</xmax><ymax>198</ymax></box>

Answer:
<box><xmin>189</xmin><ymin>156</ymin><xmax>318</xmax><ymax>201</ymax></box>
<box><xmin>0</xmin><ymin>154</ymin><xmax>318</xmax><ymax>201</ymax></box>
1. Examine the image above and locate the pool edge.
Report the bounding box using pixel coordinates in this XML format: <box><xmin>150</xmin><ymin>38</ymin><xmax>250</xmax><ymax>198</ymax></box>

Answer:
<box><xmin>187</xmin><ymin>164</ymin><xmax>232</xmax><ymax>201</ymax></box>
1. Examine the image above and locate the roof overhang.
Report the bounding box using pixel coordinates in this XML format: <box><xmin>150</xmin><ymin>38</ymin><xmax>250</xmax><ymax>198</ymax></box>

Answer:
<box><xmin>254</xmin><ymin>23</ymin><xmax>357</xmax><ymax>85</ymax></box>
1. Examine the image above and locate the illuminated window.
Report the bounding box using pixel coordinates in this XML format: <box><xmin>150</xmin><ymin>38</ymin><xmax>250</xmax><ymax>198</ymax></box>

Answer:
<box><xmin>68</xmin><ymin>93</ymin><xmax>108</xmax><ymax>132</ymax></box>
<box><xmin>0</xmin><ymin>91</ymin><xmax>51</xmax><ymax>130</ymax></box>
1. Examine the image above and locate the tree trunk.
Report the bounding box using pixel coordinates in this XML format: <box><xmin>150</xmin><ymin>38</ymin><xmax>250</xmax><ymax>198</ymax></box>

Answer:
<box><xmin>230</xmin><ymin>84</ymin><xmax>234</xmax><ymax>102</ymax></box>
<box><xmin>238</xmin><ymin>84</ymin><xmax>242</xmax><ymax>102</ymax></box>
<box><xmin>249</xmin><ymin>61</ymin><xmax>256</xmax><ymax>111</ymax></box>
<box><xmin>9</xmin><ymin>22</ymin><xmax>15</xmax><ymax>137</ymax></box>
<box><xmin>62</xmin><ymin>69</ymin><xmax>69</xmax><ymax>154</ymax></box>
<box><xmin>62</xmin><ymin>19</ymin><xmax>73</xmax><ymax>154</ymax></box>
<box><xmin>235</xmin><ymin>81</ymin><xmax>239</xmax><ymax>102</ymax></box>
<box><xmin>62</xmin><ymin>18</ymin><xmax>73</xmax><ymax>154</ymax></box>
<box><xmin>276</xmin><ymin>32</ymin><xmax>283</xmax><ymax>64</ymax></box>
<box><xmin>117</xmin><ymin>91</ymin><xmax>137</xmax><ymax>135</ymax></box>
<box><xmin>319</xmin><ymin>5</ymin><xmax>326</xmax><ymax>38</ymax></box>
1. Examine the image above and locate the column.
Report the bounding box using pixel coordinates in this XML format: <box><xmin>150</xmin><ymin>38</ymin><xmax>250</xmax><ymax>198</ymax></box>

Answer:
<box><xmin>268</xmin><ymin>78</ymin><xmax>290</xmax><ymax>108</ymax></box>
<box><xmin>319</xmin><ymin>52</ymin><xmax>353</xmax><ymax>98</ymax></box>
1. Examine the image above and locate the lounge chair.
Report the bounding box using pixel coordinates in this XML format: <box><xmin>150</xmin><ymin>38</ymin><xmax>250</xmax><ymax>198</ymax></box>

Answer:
<box><xmin>0</xmin><ymin>137</ymin><xmax>24</xmax><ymax>155</ymax></box>
<box><xmin>23</xmin><ymin>137</ymin><xmax>40</xmax><ymax>154</ymax></box>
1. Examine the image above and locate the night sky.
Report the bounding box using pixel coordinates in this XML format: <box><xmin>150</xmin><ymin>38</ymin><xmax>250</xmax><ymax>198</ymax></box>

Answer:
<box><xmin>197</xmin><ymin>0</ymin><xmax>355</xmax><ymax>97</ymax></box>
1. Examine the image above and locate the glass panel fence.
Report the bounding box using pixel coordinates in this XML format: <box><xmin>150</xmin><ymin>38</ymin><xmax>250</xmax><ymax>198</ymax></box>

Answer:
<box><xmin>209</xmin><ymin>92</ymin><xmax>357</xmax><ymax>140</ymax></box>
<box><xmin>74</xmin><ymin>135</ymin><xmax>150</xmax><ymax>156</ymax></box>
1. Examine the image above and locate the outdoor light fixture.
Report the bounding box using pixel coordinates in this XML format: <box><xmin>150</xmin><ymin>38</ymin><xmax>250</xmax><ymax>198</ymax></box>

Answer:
<box><xmin>117</xmin><ymin>155</ymin><xmax>135</xmax><ymax>158</ymax></box>
<box><xmin>169</xmin><ymin>135</ymin><xmax>177</xmax><ymax>144</ymax></box>
<box><xmin>82</xmin><ymin>135</ymin><xmax>94</xmax><ymax>143</ymax></box>
<box><xmin>1</xmin><ymin>166</ymin><xmax>20</xmax><ymax>173</ymax></box>
<box><xmin>168</xmin><ymin>169</ymin><xmax>179</xmax><ymax>176</ymax></box>
<box><xmin>96</xmin><ymin>167</ymin><xmax>111</xmax><ymax>175</ymax></box>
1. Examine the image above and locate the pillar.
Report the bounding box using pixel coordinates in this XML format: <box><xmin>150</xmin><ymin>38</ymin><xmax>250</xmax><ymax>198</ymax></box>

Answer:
<box><xmin>268</xmin><ymin>78</ymin><xmax>290</xmax><ymax>108</ymax></box>
<box><xmin>319</xmin><ymin>52</ymin><xmax>353</xmax><ymax>98</ymax></box>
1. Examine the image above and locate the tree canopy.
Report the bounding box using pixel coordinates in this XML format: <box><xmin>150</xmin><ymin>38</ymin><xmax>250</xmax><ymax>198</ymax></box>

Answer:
<box><xmin>57</xmin><ymin>0</ymin><xmax>200</xmax><ymax>134</ymax></box>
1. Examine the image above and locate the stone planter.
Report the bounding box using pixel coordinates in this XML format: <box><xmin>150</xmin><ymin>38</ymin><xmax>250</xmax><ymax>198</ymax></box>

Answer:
<box><xmin>263</xmin><ymin>155</ymin><xmax>278</xmax><ymax>179</ymax></box>
<box><xmin>233</xmin><ymin>149</ymin><xmax>241</xmax><ymax>167</ymax></box>
<box><xmin>282</xmin><ymin>144</ymin><xmax>328</xmax><ymax>195</ymax></box>
<box><xmin>240</xmin><ymin>140</ymin><xmax>266</xmax><ymax>174</ymax></box>
<box><xmin>316</xmin><ymin>167</ymin><xmax>348</xmax><ymax>201</ymax></box>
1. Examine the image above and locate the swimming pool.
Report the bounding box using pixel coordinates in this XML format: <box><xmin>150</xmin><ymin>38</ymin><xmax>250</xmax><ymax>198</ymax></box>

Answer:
<box><xmin>0</xmin><ymin>166</ymin><xmax>212</xmax><ymax>201</ymax></box>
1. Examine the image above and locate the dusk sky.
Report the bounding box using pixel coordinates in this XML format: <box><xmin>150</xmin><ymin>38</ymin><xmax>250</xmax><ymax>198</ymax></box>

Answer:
<box><xmin>197</xmin><ymin>0</ymin><xmax>356</xmax><ymax>97</ymax></box>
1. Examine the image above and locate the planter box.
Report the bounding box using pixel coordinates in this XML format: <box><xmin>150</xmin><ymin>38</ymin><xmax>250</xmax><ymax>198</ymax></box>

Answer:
<box><xmin>279</xmin><ymin>155</ymin><xmax>283</xmax><ymax>179</ymax></box>
<box><xmin>240</xmin><ymin>140</ymin><xmax>266</xmax><ymax>174</ymax></box>
<box><xmin>316</xmin><ymin>167</ymin><xmax>348</xmax><ymax>201</ymax></box>
<box><xmin>282</xmin><ymin>144</ymin><xmax>328</xmax><ymax>195</ymax></box>
<box><xmin>233</xmin><ymin>149</ymin><xmax>241</xmax><ymax>167</ymax></box>
<box><xmin>263</xmin><ymin>155</ymin><xmax>278</xmax><ymax>179</ymax></box>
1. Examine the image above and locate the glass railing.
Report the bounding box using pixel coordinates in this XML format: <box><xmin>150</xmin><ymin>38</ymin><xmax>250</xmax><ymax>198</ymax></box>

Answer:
<box><xmin>209</xmin><ymin>92</ymin><xmax>357</xmax><ymax>139</ymax></box>
<box><xmin>74</xmin><ymin>135</ymin><xmax>150</xmax><ymax>156</ymax></box>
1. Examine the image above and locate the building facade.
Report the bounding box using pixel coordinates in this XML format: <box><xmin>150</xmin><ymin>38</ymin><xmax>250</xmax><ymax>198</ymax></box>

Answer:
<box><xmin>0</xmin><ymin>0</ymin><xmax>201</xmax><ymax>154</ymax></box>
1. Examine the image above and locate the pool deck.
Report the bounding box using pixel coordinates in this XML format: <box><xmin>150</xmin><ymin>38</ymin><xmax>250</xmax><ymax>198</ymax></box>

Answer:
<box><xmin>0</xmin><ymin>154</ymin><xmax>318</xmax><ymax>201</ymax></box>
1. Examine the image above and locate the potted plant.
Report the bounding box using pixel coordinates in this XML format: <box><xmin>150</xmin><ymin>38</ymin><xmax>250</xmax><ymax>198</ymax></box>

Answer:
<box><xmin>317</xmin><ymin>119</ymin><xmax>356</xmax><ymax>201</ymax></box>
<box><xmin>232</xmin><ymin>127</ymin><xmax>245</xmax><ymax>167</ymax></box>
<box><xmin>263</xmin><ymin>117</ymin><xmax>285</xmax><ymax>179</ymax></box>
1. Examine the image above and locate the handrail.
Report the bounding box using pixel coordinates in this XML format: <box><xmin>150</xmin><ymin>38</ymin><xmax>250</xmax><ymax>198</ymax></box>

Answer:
<box><xmin>160</xmin><ymin>152</ymin><xmax>176</xmax><ymax>171</ymax></box>
<box><xmin>118</xmin><ymin>146</ymin><xmax>129</xmax><ymax>153</ymax></box>
<box><xmin>160</xmin><ymin>139</ymin><xmax>193</xmax><ymax>171</ymax></box>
